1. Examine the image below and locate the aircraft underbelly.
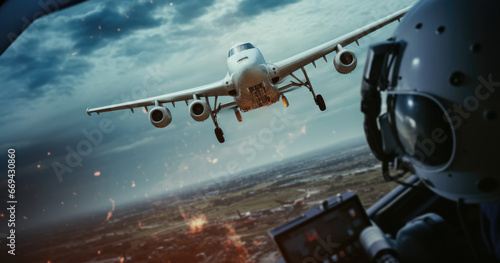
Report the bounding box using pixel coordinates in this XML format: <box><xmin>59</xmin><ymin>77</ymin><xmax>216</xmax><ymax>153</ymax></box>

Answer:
<box><xmin>236</xmin><ymin>82</ymin><xmax>280</xmax><ymax>112</ymax></box>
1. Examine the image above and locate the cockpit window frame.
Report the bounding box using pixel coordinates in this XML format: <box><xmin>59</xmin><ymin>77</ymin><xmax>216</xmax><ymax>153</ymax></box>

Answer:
<box><xmin>228</xmin><ymin>43</ymin><xmax>255</xmax><ymax>57</ymax></box>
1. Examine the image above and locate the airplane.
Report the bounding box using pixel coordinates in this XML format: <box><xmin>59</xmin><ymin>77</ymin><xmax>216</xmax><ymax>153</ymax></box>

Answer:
<box><xmin>86</xmin><ymin>6</ymin><xmax>411</xmax><ymax>143</ymax></box>
<box><xmin>275</xmin><ymin>188</ymin><xmax>321</xmax><ymax>208</ymax></box>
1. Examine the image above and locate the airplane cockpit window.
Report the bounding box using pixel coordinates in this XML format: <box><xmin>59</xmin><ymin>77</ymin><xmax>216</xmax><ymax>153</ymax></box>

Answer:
<box><xmin>228</xmin><ymin>43</ymin><xmax>255</xmax><ymax>57</ymax></box>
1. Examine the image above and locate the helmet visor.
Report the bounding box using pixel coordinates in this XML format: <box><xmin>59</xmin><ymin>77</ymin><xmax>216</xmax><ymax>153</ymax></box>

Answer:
<box><xmin>390</xmin><ymin>94</ymin><xmax>454</xmax><ymax>167</ymax></box>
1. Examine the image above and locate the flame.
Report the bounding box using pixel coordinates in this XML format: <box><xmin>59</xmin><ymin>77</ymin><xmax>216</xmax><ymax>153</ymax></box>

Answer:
<box><xmin>223</xmin><ymin>223</ymin><xmax>250</xmax><ymax>262</ymax></box>
<box><xmin>187</xmin><ymin>214</ymin><xmax>206</xmax><ymax>234</ymax></box>
<box><xmin>119</xmin><ymin>257</ymin><xmax>124</xmax><ymax>263</ymax></box>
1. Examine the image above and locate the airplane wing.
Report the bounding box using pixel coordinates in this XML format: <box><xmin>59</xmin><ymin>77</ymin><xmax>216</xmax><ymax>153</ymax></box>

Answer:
<box><xmin>87</xmin><ymin>76</ymin><xmax>232</xmax><ymax>115</ymax></box>
<box><xmin>274</xmin><ymin>6</ymin><xmax>411</xmax><ymax>83</ymax></box>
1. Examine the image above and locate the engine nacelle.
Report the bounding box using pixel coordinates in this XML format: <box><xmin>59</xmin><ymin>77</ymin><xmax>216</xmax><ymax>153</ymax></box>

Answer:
<box><xmin>149</xmin><ymin>106</ymin><xmax>172</xmax><ymax>128</ymax></box>
<box><xmin>334</xmin><ymin>48</ymin><xmax>357</xmax><ymax>74</ymax></box>
<box><xmin>189</xmin><ymin>100</ymin><xmax>211</xmax><ymax>122</ymax></box>
<box><xmin>266</xmin><ymin>63</ymin><xmax>281</xmax><ymax>84</ymax></box>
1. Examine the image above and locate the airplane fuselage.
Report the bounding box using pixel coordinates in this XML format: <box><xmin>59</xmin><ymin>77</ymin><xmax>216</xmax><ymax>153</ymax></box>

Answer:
<box><xmin>226</xmin><ymin>45</ymin><xmax>281</xmax><ymax>112</ymax></box>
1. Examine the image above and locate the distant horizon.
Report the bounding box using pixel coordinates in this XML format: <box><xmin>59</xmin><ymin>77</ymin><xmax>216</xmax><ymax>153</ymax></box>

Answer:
<box><xmin>25</xmin><ymin>134</ymin><xmax>370</xmax><ymax>231</ymax></box>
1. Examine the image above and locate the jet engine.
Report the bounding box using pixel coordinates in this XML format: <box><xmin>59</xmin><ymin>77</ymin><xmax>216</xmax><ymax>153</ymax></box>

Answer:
<box><xmin>266</xmin><ymin>63</ymin><xmax>281</xmax><ymax>84</ymax></box>
<box><xmin>189</xmin><ymin>100</ymin><xmax>211</xmax><ymax>122</ymax></box>
<box><xmin>149</xmin><ymin>106</ymin><xmax>172</xmax><ymax>128</ymax></box>
<box><xmin>334</xmin><ymin>46</ymin><xmax>357</xmax><ymax>74</ymax></box>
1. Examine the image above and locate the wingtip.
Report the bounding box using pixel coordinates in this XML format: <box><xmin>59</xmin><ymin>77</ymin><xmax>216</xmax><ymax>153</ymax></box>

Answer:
<box><xmin>86</xmin><ymin>107</ymin><xmax>91</xmax><ymax>116</ymax></box>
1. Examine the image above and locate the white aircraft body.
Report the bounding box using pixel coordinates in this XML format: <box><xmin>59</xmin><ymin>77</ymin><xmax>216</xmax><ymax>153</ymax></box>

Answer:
<box><xmin>87</xmin><ymin>7</ymin><xmax>410</xmax><ymax>143</ymax></box>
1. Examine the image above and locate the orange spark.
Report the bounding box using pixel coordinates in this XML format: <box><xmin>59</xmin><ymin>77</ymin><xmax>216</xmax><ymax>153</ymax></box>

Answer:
<box><xmin>119</xmin><ymin>257</ymin><xmax>124</xmax><ymax>263</ymax></box>
<box><xmin>47</xmin><ymin>152</ymin><xmax>51</xmax><ymax>156</ymax></box>
<box><xmin>104</xmin><ymin>198</ymin><xmax>115</xmax><ymax>223</ymax></box>
<box><xmin>131</xmin><ymin>181</ymin><xmax>136</xmax><ymax>188</ymax></box>
<box><xmin>98</xmin><ymin>25</ymin><xmax>101</xmax><ymax>30</ymax></box>
<box><xmin>0</xmin><ymin>213</ymin><xmax>4</xmax><ymax>217</ymax></box>
<box><xmin>72</xmin><ymin>192</ymin><xmax>77</xmax><ymax>196</ymax></box>
<box><xmin>37</xmin><ymin>164</ymin><xmax>41</xmax><ymax>168</ymax></box>
<box><xmin>117</xmin><ymin>28</ymin><xmax>121</xmax><ymax>31</ymax></box>
<box><xmin>23</xmin><ymin>216</ymin><xmax>27</xmax><ymax>220</ymax></box>
<box><xmin>97</xmin><ymin>250</ymin><xmax>101</xmax><ymax>255</ymax></box>
<box><xmin>94</xmin><ymin>171</ymin><xmax>101</xmax><ymax>176</ymax></box>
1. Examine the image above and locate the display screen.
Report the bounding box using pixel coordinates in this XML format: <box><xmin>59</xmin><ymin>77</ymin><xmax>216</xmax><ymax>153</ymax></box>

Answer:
<box><xmin>274</xmin><ymin>195</ymin><xmax>371</xmax><ymax>263</ymax></box>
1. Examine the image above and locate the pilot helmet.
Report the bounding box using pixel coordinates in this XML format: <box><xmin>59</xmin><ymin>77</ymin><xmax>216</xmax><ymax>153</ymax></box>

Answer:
<box><xmin>360</xmin><ymin>0</ymin><xmax>500</xmax><ymax>203</ymax></box>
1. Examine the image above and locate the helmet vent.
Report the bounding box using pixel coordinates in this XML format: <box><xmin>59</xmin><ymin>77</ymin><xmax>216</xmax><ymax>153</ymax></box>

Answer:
<box><xmin>449</xmin><ymin>71</ymin><xmax>465</xmax><ymax>86</ymax></box>
<box><xmin>470</xmin><ymin>43</ymin><xmax>482</xmax><ymax>53</ymax></box>
<box><xmin>436</xmin><ymin>26</ymin><xmax>445</xmax><ymax>35</ymax></box>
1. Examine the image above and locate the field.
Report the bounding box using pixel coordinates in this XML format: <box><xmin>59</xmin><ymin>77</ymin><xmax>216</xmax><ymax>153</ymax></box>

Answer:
<box><xmin>15</xmin><ymin>143</ymin><xmax>408</xmax><ymax>263</ymax></box>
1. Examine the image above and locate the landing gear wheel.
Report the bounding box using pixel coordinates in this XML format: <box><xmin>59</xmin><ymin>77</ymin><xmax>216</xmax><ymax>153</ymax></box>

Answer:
<box><xmin>215</xmin><ymin>127</ymin><xmax>225</xmax><ymax>143</ymax></box>
<box><xmin>282</xmin><ymin>95</ymin><xmax>289</xmax><ymax>108</ymax></box>
<box><xmin>234</xmin><ymin>110</ymin><xmax>243</xmax><ymax>122</ymax></box>
<box><xmin>315</xmin><ymin>94</ymin><xmax>326</xmax><ymax>111</ymax></box>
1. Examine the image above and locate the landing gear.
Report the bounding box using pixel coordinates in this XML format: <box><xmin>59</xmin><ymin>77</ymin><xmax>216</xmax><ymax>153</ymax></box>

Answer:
<box><xmin>289</xmin><ymin>67</ymin><xmax>327</xmax><ymax>112</ymax></box>
<box><xmin>234</xmin><ymin>108</ymin><xmax>243</xmax><ymax>122</ymax></box>
<box><xmin>315</xmin><ymin>94</ymin><xmax>326</xmax><ymax>111</ymax></box>
<box><xmin>214</xmin><ymin>127</ymin><xmax>225</xmax><ymax>143</ymax></box>
<box><xmin>206</xmin><ymin>96</ymin><xmax>238</xmax><ymax>143</ymax></box>
<box><xmin>282</xmin><ymin>95</ymin><xmax>289</xmax><ymax>108</ymax></box>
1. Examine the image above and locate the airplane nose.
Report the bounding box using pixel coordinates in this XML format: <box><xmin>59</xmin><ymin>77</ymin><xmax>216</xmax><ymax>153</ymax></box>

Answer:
<box><xmin>239</xmin><ymin>68</ymin><xmax>264</xmax><ymax>87</ymax></box>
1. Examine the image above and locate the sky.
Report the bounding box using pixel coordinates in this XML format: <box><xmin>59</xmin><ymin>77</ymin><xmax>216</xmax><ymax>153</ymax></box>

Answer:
<box><xmin>0</xmin><ymin>0</ymin><xmax>416</xmax><ymax>230</ymax></box>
